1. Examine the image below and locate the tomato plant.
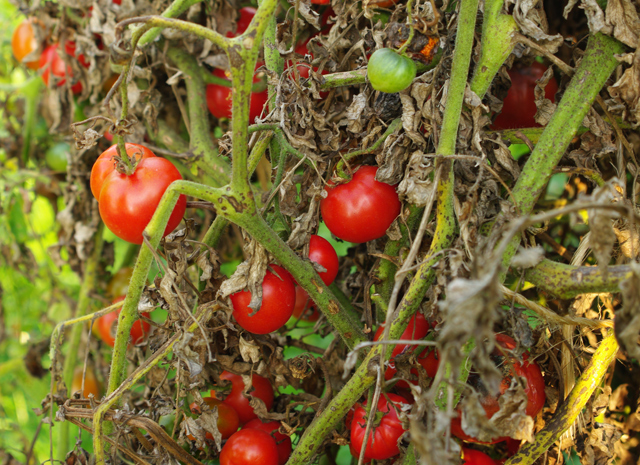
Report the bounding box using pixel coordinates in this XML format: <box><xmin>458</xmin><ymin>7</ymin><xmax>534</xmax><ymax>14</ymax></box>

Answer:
<box><xmin>462</xmin><ymin>448</ymin><xmax>498</xmax><ymax>465</ymax></box>
<box><xmin>350</xmin><ymin>393</ymin><xmax>409</xmax><ymax>461</ymax></box>
<box><xmin>367</xmin><ymin>48</ymin><xmax>416</xmax><ymax>94</ymax></box>
<box><xmin>450</xmin><ymin>334</ymin><xmax>546</xmax><ymax>443</ymax></box>
<box><xmin>11</xmin><ymin>18</ymin><xmax>41</xmax><ymax>70</ymax></box>
<box><xmin>219</xmin><ymin>371</ymin><xmax>275</xmax><ymax>425</ymax></box>
<box><xmin>220</xmin><ymin>428</ymin><xmax>279</xmax><ymax>465</ymax></box>
<box><xmin>90</xmin><ymin>144</ymin><xmax>187</xmax><ymax>244</ymax></box>
<box><xmin>71</xmin><ymin>366</ymin><xmax>102</xmax><ymax>399</ymax></box>
<box><xmin>39</xmin><ymin>44</ymin><xmax>82</xmax><ymax>94</ymax></box>
<box><xmin>190</xmin><ymin>396</ymin><xmax>240</xmax><ymax>439</ymax></box>
<box><xmin>206</xmin><ymin>66</ymin><xmax>268</xmax><ymax>124</ymax></box>
<box><xmin>321</xmin><ymin>166</ymin><xmax>401</xmax><ymax>243</ymax></box>
<box><xmin>95</xmin><ymin>297</ymin><xmax>151</xmax><ymax>348</ymax></box>
<box><xmin>492</xmin><ymin>62</ymin><xmax>558</xmax><ymax>130</ymax></box>
<box><xmin>229</xmin><ymin>7</ymin><xmax>256</xmax><ymax>37</ymax></box>
<box><xmin>230</xmin><ymin>265</ymin><xmax>296</xmax><ymax>334</ymax></box>
<box><xmin>243</xmin><ymin>419</ymin><xmax>292</xmax><ymax>465</ymax></box>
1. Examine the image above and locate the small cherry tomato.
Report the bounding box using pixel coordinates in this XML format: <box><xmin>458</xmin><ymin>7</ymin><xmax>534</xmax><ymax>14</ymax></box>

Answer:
<box><xmin>311</xmin><ymin>0</ymin><xmax>330</xmax><ymax>4</ymax></box>
<box><xmin>45</xmin><ymin>142</ymin><xmax>70</xmax><ymax>172</ymax></box>
<box><xmin>206</xmin><ymin>65</ymin><xmax>268</xmax><ymax>124</ymax></box>
<box><xmin>308</xmin><ymin>235</ymin><xmax>339</xmax><ymax>285</ymax></box>
<box><xmin>190</xmin><ymin>397</ymin><xmax>240</xmax><ymax>439</ymax></box>
<box><xmin>462</xmin><ymin>448</ymin><xmax>498</xmax><ymax>465</ymax></box>
<box><xmin>292</xmin><ymin>284</ymin><xmax>320</xmax><ymax>322</ymax></box>
<box><xmin>367</xmin><ymin>48</ymin><xmax>416</xmax><ymax>94</ymax></box>
<box><xmin>350</xmin><ymin>393</ymin><xmax>409</xmax><ymax>461</ymax></box>
<box><xmin>95</xmin><ymin>296</ymin><xmax>151</xmax><ymax>347</ymax></box>
<box><xmin>230</xmin><ymin>265</ymin><xmax>296</xmax><ymax>334</ymax></box>
<box><xmin>492</xmin><ymin>62</ymin><xmax>558</xmax><ymax>130</ymax></box>
<box><xmin>64</xmin><ymin>41</ymin><xmax>90</xmax><ymax>68</ymax></box>
<box><xmin>71</xmin><ymin>366</ymin><xmax>102</xmax><ymax>399</ymax></box>
<box><xmin>243</xmin><ymin>419</ymin><xmax>292</xmax><ymax>465</ymax></box>
<box><xmin>321</xmin><ymin>166</ymin><xmax>401</xmax><ymax>243</ymax></box>
<box><xmin>39</xmin><ymin>44</ymin><xmax>82</xmax><ymax>94</ymax></box>
<box><xmin>219</xmin><ymin>371</ymin><xmax>275</xmax><ymax>425</ymax></box>
<box><xmin>12</xmin><ymin>18</ymin><xmax>42</xmax><ymax>70</ymax></box>
<box><xmin>450</xmin><ymin>334</ymin><xmax>546</xmax><ymax>443</ymax></box>
<box><xmin>220</xmin><ymin>429</ymin><xmax>279</xmax><ymax>465</ymax></box>
<box><xmin>91</xmin><ymin>144</ymin><xmax>187</xmax><ymax>244</ymax></box>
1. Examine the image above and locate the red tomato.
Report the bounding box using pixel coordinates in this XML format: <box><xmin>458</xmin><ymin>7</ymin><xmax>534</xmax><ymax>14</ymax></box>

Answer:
<box><xmin>311</xmin><ymin>0</ymin><xmax>330</xmax><ymax>4</ymax></box>
<box><xmin>96</xmin><ymin>297</ymin><xmax>151</xmax><ymax>347</ymax></box>
<box><xmin>350</xmin><ymin>393</ymin><xmax>409</xmax><ymax>461</ymax></box>
<box><xmin>292</xmin><ymin>285</ymin><xmax>320</xmax><ymax>322</ymax></box>
<box><xmin>286</xmin><ymin>42</ymin><xmax>329</xmax><ymax>98</ymax></box>
<box><xmin>219</xmin><ymin>371</ymin><xmax>275</xmax><ymax>425</ymax></box>
<box><xmin>462</xmin><ymin>448</ymin><xmax>498</xmax><ymax>465</ymax></box>
<box><xmin>206</xmin><ymin>65</ymin><xmax>268</xmax><ymax>124</ymax></box>
<box><xmin>39</xmin><ymin>44</ymin><xmax>82</xmax><ymax>94</ymax></box>
<box><xmin>244</xmin><ymin>419</ymin><xmax>292</xmax><ymax>465</ymax></box>
<box><xmin>90</xmin><ymin>143</ymin><xmax>155</xmax><ymax>199</ymax></box>
<box><xmin>321</xmin><ymin>166</ymin><xmax>401</xmax><ymax>243</ymax></box>
<box><xmin>11</xmin><ymin>18</ymin><xmax>41</xmax><ymax>70</ymax></box>
<box><xmin>189</xmin><ymin>397</ymin><xmax>240</xmax><ymax>439</ymax></box>
<box><xmin>374</xmin><ymin>313</ymin><xmax>432</xmax><ymax>388</ymax></box>
<box><xmin>450</xmin><ymin>334</ymin><xmax>546</xmax><ymax>443</ymax></box>
<box><xmin>64</xmin><ymin>41</ymin><xmax>90</xmax><ymax>68</ymax></box>
<box><xmin>92</xmin><ymin>145</ymin><xmax>187</xmax><ymax>244</ymax></box>
<box><xmin>492</xmin><ymin>62</ymin><xmax>558</xmax><ymax>130</ymax></box>
<box><xmin>71</xmin><ymin>366</ymin><xmax>102</xmax><ymax>399</ymax></box>
<box><xmin>308</xmin><ymin>235</ymin><xmax>339</xmax><ymax>285</ymax></box>
<box><xmin>230</xmin><ymin>265</ymin><xmax>296</xmax><ymax>334</ymax></box>
<box><xmin>228</xmin><ymin>7</ymin><xmax>256</xmax><ymax>37</ymax></box>
<box><xmin>220</xmin><ymin>429</ymin><xmax>279</xmax><ymax>465</ymax></box>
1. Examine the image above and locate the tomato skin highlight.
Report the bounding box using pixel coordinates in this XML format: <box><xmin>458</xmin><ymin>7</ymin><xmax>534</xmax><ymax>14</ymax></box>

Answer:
<box><xmin>12</xmin><ymin>19</ymin><xmax>41</xmax><ymax>70</ymax></box>
<box><xmin>220</xmin><ymin>429</ymin><xmax>279</xmax><ymax>465</ymax></box>
<box><xmin>350</xmin><ymin>393</ymin><xmax>409</xmax><ymax>461</ymax></box>
<box><xmin>243</xmin><ymin>419</ymin><xmax>292</xmax><ymax>465</ymax></box>
<box><xmin>367</xmin><ymin>48</ymin><xmax>416</xmax><ymax>94</ymax></box>
<box><xmin>189</xmin><ymin>397</ymin><xmax>240</xmax><ymax>439</ymax></box>
<box><xmin>321</xmin><ymin>166</ymin><xmax>401</xmax><ymax>243</ymax></box>
<box><xmin>450</xmin><ymin>334</ymin><xmax>546</xmax><ymax>443</ymax></box>
<box><xmin>492</xmin><ymin>62</ymin><xmax>558</xmax><ymax>130</ymax></box>
<box><xmin>96</xmin><ymin>297</ymin><xmax>151</xmax><ymax>347</ymax></box>
<box><xmin>219</xmin><ymin>371</ymin><xmax>275</xmax><ymax>425</ymax></box>
<box><xmin>93</xmin><ymin>147</ymin><xmax>187</xmax><ymax>244</ymax></box>
<box><xmin>230</xmin><ymin>265</ymin><xmax>296</xmax><ymax>334</ymax></box>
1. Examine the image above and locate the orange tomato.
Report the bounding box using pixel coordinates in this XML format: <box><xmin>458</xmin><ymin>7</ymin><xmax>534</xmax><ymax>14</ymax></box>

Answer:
<box><xmin>11</xmin><ymin>18</ymin><xmax>41</xmax><ymax>70</ymax></box>
<box><xmin>71</xmin><ymin>366</ymin><xmax>102</xmax><ymax>399</ymax></box>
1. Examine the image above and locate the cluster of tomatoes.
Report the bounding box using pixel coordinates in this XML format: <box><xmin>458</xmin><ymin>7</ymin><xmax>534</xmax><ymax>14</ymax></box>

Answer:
<box><xmin>189</xmin><ymin>371</ymin><xmax>292</xmax><ymax>465</ymax></box>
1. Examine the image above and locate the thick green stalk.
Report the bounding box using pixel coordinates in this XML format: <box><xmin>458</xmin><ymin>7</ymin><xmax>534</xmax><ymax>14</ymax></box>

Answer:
<box><xmin>57</xmin><ymin>224</ymin><xmax>104</xmax><ymax>460</ymax></box>
<box><xmin>259</xmin><ymin>0</ymin><xmax>283</xmax><ymax>110</ymax></box>
<box><xmin>504</xmin><ymin>334</ymin><xmax>618</xmax><ymax>465</ymax></box>
<box><xmin>500</xmin><ymin>33</ymin><xmax>625</xmax><ymax>267</ymax></box>
<box><xmin>137</xmin><ymin>0</ymin><xmax>203</xmax><ymax>46</ymax></box>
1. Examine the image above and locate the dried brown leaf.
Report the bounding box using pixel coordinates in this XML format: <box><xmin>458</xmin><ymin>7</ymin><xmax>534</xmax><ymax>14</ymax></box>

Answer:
<box><xmin>617</xmin><ymin>262</ymin><xmax>640</xmax><ymax>359</ymax></box>
<box><xmin>608</xmin><ymin>49</ymin><xmax>640</xmax><ymax>126</ymax></box>
<box><xmin>606</xmin><ymin>0</ymin><xmax>640</xmax><ymax>48</ymax></box>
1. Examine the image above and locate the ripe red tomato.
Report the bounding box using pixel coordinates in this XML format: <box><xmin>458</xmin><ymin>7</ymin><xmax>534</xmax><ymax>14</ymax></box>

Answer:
<box><xmin>450</xmin><ymin>334</ymin><xmax>546</xmax><ymax>443</ymax></box>
<box><xmin>311</xmin><ymin>0</ymin><xmax>330</xmax><ymax>4</ymax></box>
<box><xmin>220</xmin><ymin>429</ymin><xmax>279</xmax><ymax>465</ymax></box>
<box><xmin>64</xmin><ymin>41</ymin><xmax>90</xmax><ymax>68</ymax></box>
<box><xmin>206</xmin><ymin>65</ymin><xmax>268</xmax><ymax>124</ymax></box>
<box><xmin>374</xmin><ymin>313</ymin><xmax>432</xmax><ymax>388</ymax></box>
<box><xmin>230</xmin><ymin>265</ymin><xmax>296</xmax><ymax>334</ymax></box>
<box><xmin>12</xmin><ymin>18</ymin><xmax>41</xmax><ymax>70</ymax></box>
<box><xmin>96</xmin><ymin>297</ymin><xmax>151</xmax><ymax>347</ymax></box>
<box><xmin>492</xmin><ymin>62</ymin><xmax>558</xmax><ymax>130</ymax></box>
<box><xmin>91</xmin><ymin>144</ymin><xmax>186</xmax><ymax>244</ymax></box>
<box><xmin>350</xmin><ymin>393</ymin><xmax>409</xmax><ymax>461</ymax></box>
<box><xmin>228</xmin><ymin>7</ymin><xmax>256</xmax><ymax>37</ymax></box>
<box><xmin>321</xmin><ymin>166</ymin><xmax>401</xmax><ymax>243</ymax></box>
<box><xmin>244</xmin><ymin>419</ymin><xmax>292</xmax><ymax>465</ymax></box>
<box><xmin>292</xmin><ymin>284</ymin><xmax>320</xmax><ymax>322</ymax></box>
<box><xmin>189</xmin><ymin>397</ymin><xmax>240</xmax><ymax>439</ymax></box>
<box><xmin>462</xmin><ymin>448</ymin><xmax>498</xmax><ymax>465</ymax></box>
<box><xmin>219</xmin><ymin>371</ymin><xmax>275</xmax><ymax>425</ymax></box>
<box><xmin>39</xmin><ymin>44</ymin><xmax>82</xmax><ymax>94</ymax></box>
<box><xmin>71</xmin><ymin>366</ymin><xmax>102</xmax><ymax>399</ymax></box>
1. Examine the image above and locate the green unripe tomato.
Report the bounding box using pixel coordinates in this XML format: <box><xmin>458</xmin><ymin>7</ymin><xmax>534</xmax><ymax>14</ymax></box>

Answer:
<box><xmin>45</xmin><ymin>142</ymin><xmax>70</xmax><ymax>172</ymax></box>
<box><xmin>367</xmin><ymin>48</ymin><xmax>417</xmax><ymax>94</ymax></box>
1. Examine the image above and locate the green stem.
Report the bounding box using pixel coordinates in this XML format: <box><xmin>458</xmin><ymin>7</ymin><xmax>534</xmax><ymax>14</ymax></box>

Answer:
<box><xmin>123</xmin><ymin>16</ymin><xmax>229</xmax><ymax>51</ymax></box>
<box><xmin>137</xmin><ymin>0</ymin><xmax>203</xmax><ymax>46</ymax></box>
<box><xmin>260</xmin><ymin>0</ymin><xmax>283</xmax><ymax>111</ymax></box>
<box><xmin>397</xmin><ymin>0</ymin><xmax>416</xmax><ymax>54</ymax></box>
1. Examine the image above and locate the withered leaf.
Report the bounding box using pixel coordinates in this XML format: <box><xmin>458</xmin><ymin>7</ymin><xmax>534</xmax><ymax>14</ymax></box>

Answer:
<box><xmin>606</xmin><ymin>0</ymin><xmax>640</xmax><ymax>48</ymax></box>
<box><xmin>617</xmin><ymin>262</ymin><xmax>640</xmax><ymax>359</ymax></box>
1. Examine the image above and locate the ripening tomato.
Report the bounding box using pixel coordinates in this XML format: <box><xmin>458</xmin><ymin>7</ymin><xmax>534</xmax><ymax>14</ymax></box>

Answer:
<box><xmin>367</xmin><ymin>48</ymin><xmax>416</xmax><ymax>94</ymax></box>
<box><xmin>492</xmin><ymin>62</ymin><xmax>558</xmax><ymax>130</ymax></box>
<box><xmin>95</xmin><ymin>296</ymin><xmax>151</xmax><ymax>347</ymax></box>
<box><xmin>243</xmin><ymin>419</ymin><xmax>292</xmax><ymax>465</ymax></box>
<box><xmin>350</xmin><ymin>393</ymin><xmax>409</xmax><ymax>461</ymax></box>
<box><xmin>228</xmin><ymin>7</ymin><xmax>256</xmax><ymax>37</ymax></box>
<box><xmin>12</xmin><ymin>18</ymin><xmax>41</xmax><ymax>70</ymax></box>
<box><xmin>462</xmin><ymin>448</ymin><xmax>498</xmax><ymax>465</ymax></box>
<box><xmin>311</xmin><ymin>0</ymin><xmax>330</xmax><ymax>4</ymax></box>
<box><xmin>219</xmin><ymin>371</ymin><xmax>275</xmax><ymax>425</ymax></box>
<box><xmin>450</xmin><ymin>334</ymin><xmax>546</xmax><ymax>443</ymax></box>
<box><xmin>64</xmin><ymin>41</ymin><xmax>90</xmax><ymax>68</ymax></box>
<box><xmin>206</xmin><ymin>65</ymin><xmax>268</xmax><ymax>124</ymax></box>
<box><xmin>71</xmin><ymin>366</ymin><xmax>102</xmax><ymax>399</ymax></box>
<box><xmin>321</xmin><ymin>166</ymin><xmax>401</xmax><ymax>243</ymax></box>
<box><xmin>91</xmin><ymin>144</ymin><xmax>187</xmax><ymax>244</ymax></box>
<box><xmin>230</xmin><ymin>265</ymin><xmax>296</xmax><ymax>334</ymax></box>
<box><xmin>39</xmin><ymin>44</ymin><xmax>82</xmax><ymax>94</ymax></box>
<box><xmin>220</xmin><ymin>429</ymin><xmax>279</xmax><ymax>465</ymax></box>
<box><xmin>190</xmin><ymin>397</ymin><xmax>240</xmax><ymax>439</ymax></box>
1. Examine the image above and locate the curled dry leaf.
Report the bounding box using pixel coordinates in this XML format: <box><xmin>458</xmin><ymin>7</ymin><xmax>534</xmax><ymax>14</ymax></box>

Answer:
<box><xmin>238</xmin><ymin>336</ymin><xmax>262</xmax><ymax>364</ymax></box>
<box><xmin>397</xmin><ymin>151</ymin><xmax>435</xmax><ymax>206</ymax></box>
<box><xmin>507</xmin><ymin>0</ymin><xmax>564</xmax><ymax>51</ymax></box>
<box><xmin>606</xmin><ymin>0</ymin><xmax>640</xmax><ymax>48</ymax></box>
<box><xmin>608</xmin><ymin>49</ymin><xmax>640</xmax><ymax>126</ymax></box>
<box><xmin>617</xmin><ymin>262</ymin><xmax>640</xmax><ymax>359</ymax></box>
<box><xmin>173</xmin><ymin>332</ymin><xmax>204</xmax><ymax>378</ymax></box>
<box><xmin>563</xmin><ymin>0</ymin><xmax>609</xmax><ymax>35</ymax></box>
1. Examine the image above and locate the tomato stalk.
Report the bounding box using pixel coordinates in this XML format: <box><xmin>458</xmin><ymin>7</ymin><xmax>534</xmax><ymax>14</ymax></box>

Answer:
<box><xmin>136</xmin><ymin>0</ymin><xmax>204</xmax><ymax>46</ymax></box>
